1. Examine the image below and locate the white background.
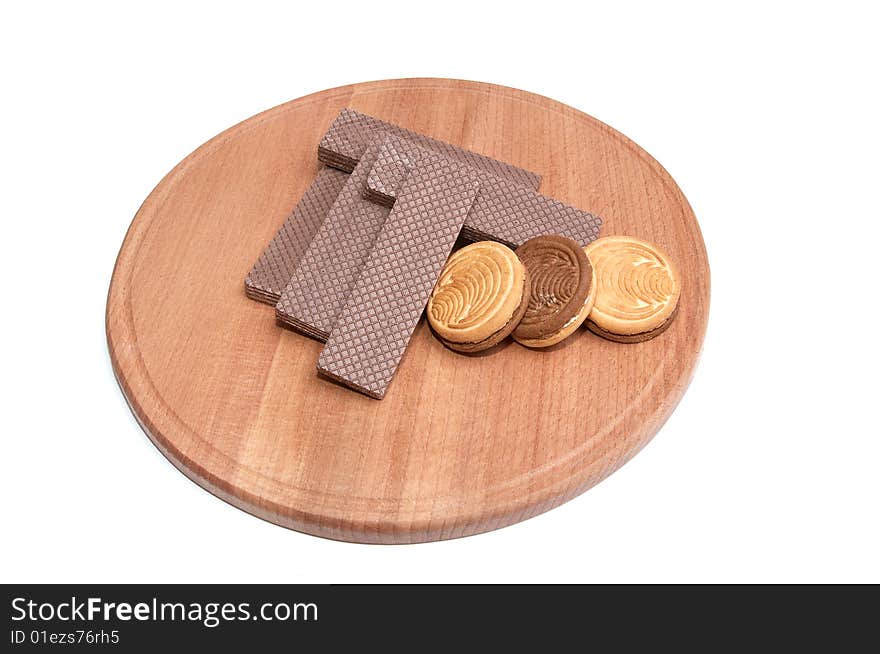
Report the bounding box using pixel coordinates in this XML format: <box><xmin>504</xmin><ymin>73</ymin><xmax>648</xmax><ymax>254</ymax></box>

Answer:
<box><xmin>2</xmin><ymin>1</ymin><xmax>878</xmax><ymax>583</ymax></box>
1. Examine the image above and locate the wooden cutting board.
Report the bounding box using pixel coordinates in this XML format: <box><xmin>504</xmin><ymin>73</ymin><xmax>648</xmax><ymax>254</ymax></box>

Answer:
<box><xmin>106</xmin><ymin>79</ymin><xmax>710</xmax><ymax>543</ymax></box>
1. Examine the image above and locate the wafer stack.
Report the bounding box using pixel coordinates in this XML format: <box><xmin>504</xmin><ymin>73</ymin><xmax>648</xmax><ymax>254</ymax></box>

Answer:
<box><xmin>244</xmin><ymin>108</ymin><xmax>607</xmax><ymax>398</ymax></box>
<box><xmin>318</xmin><ymin>108</ymin><xmax>542</xmax><ymax>196</ymax></box>
<box><xmin>365</xmin><ymin>136</ymin><xmax>602</xmax><ymax>247</ymax></box>
<box><xmin>245</xmin><ymin>166</ymin><xmax>348</xmax><ymax>305</ymax></box>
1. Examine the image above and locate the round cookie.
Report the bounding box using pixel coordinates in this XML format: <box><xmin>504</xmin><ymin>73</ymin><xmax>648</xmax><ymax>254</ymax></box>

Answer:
<box><xmin>512</xmin><ymin>235</ymin><xmax>595</xmax><ymax>348</ymax></box>
<box><xmin>427</xmin><ymin>241</ymin><xmax>529</xmax><ymax>353</ymax></box>
<box><xmin>583</xmin><ymin>235</ymin><xmax>681</xmax><ymax>342</ymax></box>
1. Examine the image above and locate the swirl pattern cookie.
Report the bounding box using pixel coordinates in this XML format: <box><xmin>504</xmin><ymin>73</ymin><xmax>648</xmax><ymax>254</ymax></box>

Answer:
<box><xmin>427</xmin><ymin>241</ymin><xmax>529</xmax><ymax>353</ymax></box>
<box><xmin>512</xmin><ymin>235</ymin><xmax>595</xmax><ymax>348</ymax></box>
<box><xmin>583</xmin><ymin>235</ymin><xmax>680</xmax><ymax>342</ymax></box>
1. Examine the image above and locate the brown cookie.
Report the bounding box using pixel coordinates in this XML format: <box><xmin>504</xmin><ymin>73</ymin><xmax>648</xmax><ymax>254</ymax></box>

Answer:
<box><xmin>513</xmin><ymin>235</ymin><xmax>594</xmax><ymax>348</ymax></box>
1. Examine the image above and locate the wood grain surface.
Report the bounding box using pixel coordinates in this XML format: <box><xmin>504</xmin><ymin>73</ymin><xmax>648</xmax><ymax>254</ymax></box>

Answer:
<box><xmin>106</xmin><ymin>79</ymin><xmax>710</xmax><ymax>543</ymax></box>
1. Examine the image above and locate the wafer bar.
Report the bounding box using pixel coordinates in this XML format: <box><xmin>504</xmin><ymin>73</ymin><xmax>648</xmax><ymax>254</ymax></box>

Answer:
<box><xmin>318</xmin><ymin>108</ymin><xmax>541</xmax><ymax>199</ymax></box>
<box><xmin>363</xmin><ymin>135</ymin><xmax>416</xmax><ymax>207</ymax></box>
<box><xmin>275</xmin><ymin>140</ymin><xmax>389</xmax><ymax>340</ymax></box>
<box><xmin>247</xmin><ymin>108</ymin><xmax>544</xmax><ymax>308</ymax></box>
<box><xmin>364</xmin><ymin>135</ymin><xmax>603</xmax><ymax>248</ymax></box>
<box><xmin>318</xmin><ymin>156</ymin><xmax>480</xmax><ymax>399</ymax></box>
<box><xmin>244</xmin><ymin>166</ymin><xmax>348</xmax><ymax>305</ymax></box>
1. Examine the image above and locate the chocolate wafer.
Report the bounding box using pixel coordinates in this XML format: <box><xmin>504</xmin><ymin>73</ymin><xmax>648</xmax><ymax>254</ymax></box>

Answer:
<box><xmin>318</xmin><ymin>156</ymin><xmax>480</xmax><ymax>399</ymax></box>
<box><xmin>318</xmin><ymin>108</ymin><xmax>541</xmax><ymax>199</ymax></box>
<box><xmin>275</xmin><ymin>141</ymin><xmax>389</xmax><ymax>340</ymax></box>
<box><xmin>363</xmin><ymin>136</ymin><xmax>420</xmax><ymax>207</ymax></box>
<box><xmin>244</xmin><ymin>166</ymin><xmax>348</xmax><ymax>305</ymax></box>
<box><xmin>363</xmin><ymin>136</ymin><xmax>603</xmax><ymax>248</ymax></box>
<box><xmin>249</xmin><ymin>108</ymin><xmax>541</xmax><ymax>314</ymax></box>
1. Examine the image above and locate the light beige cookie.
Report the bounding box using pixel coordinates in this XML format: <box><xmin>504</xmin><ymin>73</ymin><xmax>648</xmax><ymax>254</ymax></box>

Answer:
<box><xmin>427</xmin><ymin>241</ymin><xmax>528</xmax><ymax>353</ymax></box>
<box><xmin>583</xmin><ymin>236</ymin><xmax>681</xmax><ymax>342</ymax></box>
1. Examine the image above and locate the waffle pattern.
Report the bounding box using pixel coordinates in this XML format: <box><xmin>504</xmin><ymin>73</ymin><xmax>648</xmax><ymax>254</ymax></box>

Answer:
<box><xmin>247</xmin><ymin>108</ymin><xmax>541</xmax><ymax>310</ymax></box>
<box><xmin>465</xmin><ymin>177</ymin><xmax>603</xmax><ymax>248</ymax></box>
<box><xmin>275</xmin><ymin>141</ymin><xmax>389</xmax><ymax>340</ymax></box>
<box><xmin>364</xmin><ymin>137</ymin><xmax>420</xmax><ymax>207</ymax></box>
<box><xmin>365</xmin><ymin>135</ymin><xmax>603</xmax><ymax>248</ymax></box>
<box><xmin>318</xmin><ymin>156</ymin><xmax>480</xmax><ymax>399</ymax></box>
<box><xmin>244</xmin><ymin>166</ymin><xmax>348</xmax><ymax>304</ymax></box>
<box><xmin>318</xmin><ymin>108</ymin><xmax>541</xmax><ymax>198</ymax></box>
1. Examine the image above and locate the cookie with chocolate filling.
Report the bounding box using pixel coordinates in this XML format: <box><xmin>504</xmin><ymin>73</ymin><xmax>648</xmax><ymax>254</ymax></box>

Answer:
<box><xmin>583</xmin><ymin>236</ymin><xmax>681</xmax><ymax>343</ymax></box>
<box><xmin>513</xmin><ymin>235</ymin><xmax>595</xmax><ymax>348</ymax></box>
<box><xmin>427</xmin><ymin>241</ymin><xmax>529</xmax><ymax>353</ymax></box>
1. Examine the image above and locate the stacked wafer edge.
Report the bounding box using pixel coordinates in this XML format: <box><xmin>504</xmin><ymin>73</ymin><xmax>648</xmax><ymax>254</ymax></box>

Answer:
<box><xmin>245</xmin><ymin>108</ymin><xmax>603</xmax><ymax>399</ymax></box>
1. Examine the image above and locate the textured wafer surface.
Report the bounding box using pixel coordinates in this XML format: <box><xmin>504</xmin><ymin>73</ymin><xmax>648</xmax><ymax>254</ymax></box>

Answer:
<box><xmin>513</xmin><ymin>235</ymin><xmax>594</xmax><ymax>341</ymax></box>
<box><xmin>365</xmin><ymin>137</ymin><xmax>420</xmax><ymax>206</ymax></box>
<box><xmin>318</xmin><ymin>156</ymin><xmax>480</xmax><ymax>399</ymax></box>
<box><xmin>244</xmin><ymin>166</ymin><xmax>348</xmax><ymax>304</ymax></box>
<box><xmin>584</xmin><ymin>235</ymin><xmax>680</xmax><ymax>336</ymax></box>
<box><xmin>365</xmin><ymin>136</ymin><xmax>603</xmax><ymax>247</ymax></box>
<box><xmin>318</xmin><ymin>108</ymin><xmax>541</xmax><ymax>198</ymax></box>
<box><xmin>275</xmin><ymin>142</ymin><xmax>389</xmax><ymax>340</ymax></box>
<box><xmin>465</xmin><ymin>178</ymin><xmax>603</xmax><ymax>248</ymax></box>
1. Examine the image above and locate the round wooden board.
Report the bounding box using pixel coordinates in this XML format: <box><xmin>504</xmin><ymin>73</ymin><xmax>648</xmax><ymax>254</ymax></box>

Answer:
<box><xmin>107</xmin><ymin>79</ymin><xmax>709</xmax><ymax>544</ymax></box>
